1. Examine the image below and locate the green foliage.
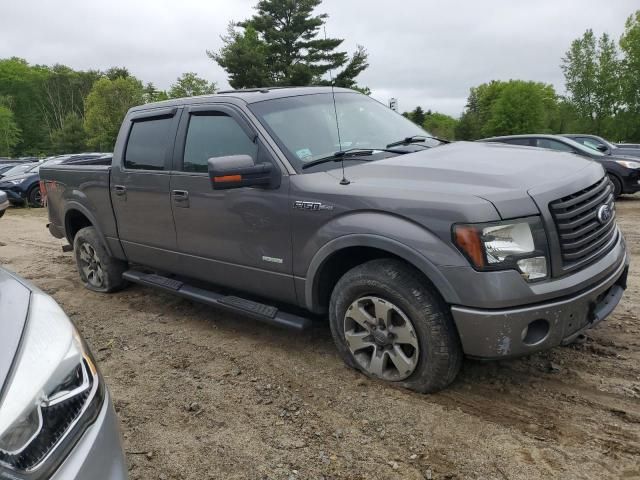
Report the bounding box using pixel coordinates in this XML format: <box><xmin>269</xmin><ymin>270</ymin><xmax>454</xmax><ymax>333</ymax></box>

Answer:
<box><xmin>142</xmin><ymin>83</ymin><xmax>169</xmax><ymax>103</ymax></box>
<box><xmin>423</xmin><ymin>112</ymin><xmax>458</xmax><ymax>140</ymax></box>
<box><xmin>210</xmin><ymin>0</ymin><xmax>368</xmax><ymax>90</ymax></box>
<box><xmin>168</xmin><ymin>73</ymin><xmax>216</xmax><ymax>98</ymax></box>
<box><xmin>620</xmin><ymin>11</ymin><xmax>640</xmax><ymax>140</ymax></box>
<box><xmin>404</xmin><ymin>106</ymin><xmax>426</xmax><ymax>126</ymax></box>
<box><xmin>561</xmin><ymin>30</ymin><xmax>621</xmax><ymax>135</ymax></box>
<box><xmin>456</xmin><ymin>80</ymin><xmax>557</xmax><ymax>139</ymax></box>
<box><xmin>50</xmin><ymin>113</ymin><xmax>86</xmax><ymax>154</ymax></box>
<box><xmin>0</xmin><ymin>105</ymin><xmax>21</xmax><ymax>156</ymax></box>
<box><xmin>84</xmin><ymin>77</ymin><xmax>144</xmax><ymax>151</ymax></box>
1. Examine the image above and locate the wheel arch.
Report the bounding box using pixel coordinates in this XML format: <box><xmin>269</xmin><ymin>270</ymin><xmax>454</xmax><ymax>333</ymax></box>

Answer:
<box><xmin>304</xmin><ymin>234</ymin><xmax>460</xmax><ymax>314</ymax></box>
<box><xmin>63</xmin><ymin>202</ymin><xmax>113</xmax><ymax>256</ymax></box>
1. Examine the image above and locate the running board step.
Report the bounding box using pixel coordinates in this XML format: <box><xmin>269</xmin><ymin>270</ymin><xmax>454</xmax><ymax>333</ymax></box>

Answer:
<box><xmin>122</xmin><ymin>270</ymin><xmax>312</xmax><ymax>331</ymax></box>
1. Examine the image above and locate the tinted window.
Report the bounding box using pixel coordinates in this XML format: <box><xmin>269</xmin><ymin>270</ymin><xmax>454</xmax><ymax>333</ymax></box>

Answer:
<box><xmin>504</xmin><ymin>138</ymin><xmax>533</xmax><ymax>146</ymax></box>
<box><xmin>183</xmin><ymin>114</ymin><xmax>257</xmax><ymax>173</ymax></box>
<box><xmin>536</xmin><ymin>139</ymin><xmax>575</xmax><ymax>152</ymax></box>
<box><xmin>125</xmin><ymin>117</ymin><xmax>173</xmax><ymax>170</ymax></box>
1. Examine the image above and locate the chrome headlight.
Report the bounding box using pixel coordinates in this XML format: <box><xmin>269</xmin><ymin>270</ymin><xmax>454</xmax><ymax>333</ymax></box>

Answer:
<box><xmin>453</xmin><ymin>217</ymin><xmax>549</xmax><ymax>281</ymax></box>
<box><xmin>615</xmin><ymin>160</ymin><xmax>640</xmax><ymax>169</ymax></box>
<box><xmin>5</xmin><ymin>179</ymin><xmax>24</xmax><ymax>186</ymax></box>
<box><xmin>0</xmin><ymin>293</ymin><xmax>103</xmax><ymax>475</ymax></box>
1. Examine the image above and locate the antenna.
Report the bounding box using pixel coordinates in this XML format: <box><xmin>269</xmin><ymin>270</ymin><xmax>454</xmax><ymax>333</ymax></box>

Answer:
<box><xmin>324</xmin><ymin>25</ymin><xmax>349</xmax><ymax>185</ymax></box>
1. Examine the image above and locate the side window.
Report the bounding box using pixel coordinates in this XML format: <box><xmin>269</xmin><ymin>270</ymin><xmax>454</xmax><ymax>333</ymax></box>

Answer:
<box><xmin>536</xmin><ymin>138</ymin><xmax>574</xmax><ymax>152</ymax></box>
<box><xmin>183</xmin><ymin>113</ymin><xmax>258</xmax><ymax>173</ymax></box>
<box><xmin>125</xmin><ymin>117</ymin><xmax>173</xmax><ymax>170</ymax></box>
<box><xmin>504</xmin><ymin>138</ymin><xmax>533</xmax><ymax>146</ymax></box>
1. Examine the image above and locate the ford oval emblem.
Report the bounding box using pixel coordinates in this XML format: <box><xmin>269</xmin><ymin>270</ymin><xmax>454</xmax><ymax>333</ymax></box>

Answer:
<box><xmin>597</xmin><ymin>204</ymin><xmax>612</xmax><ymax>224</ymax></box>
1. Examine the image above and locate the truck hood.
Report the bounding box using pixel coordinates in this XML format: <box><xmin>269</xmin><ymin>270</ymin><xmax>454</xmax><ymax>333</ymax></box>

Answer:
<box><xmin>0</xmin><ymin>269</ymin><xmax>30</xmax><ymax>393</ymax></box>
<box><xmin>337</xmin><ymin>141</ymin><xmax>601</xmax><ymax>218</ymax></box>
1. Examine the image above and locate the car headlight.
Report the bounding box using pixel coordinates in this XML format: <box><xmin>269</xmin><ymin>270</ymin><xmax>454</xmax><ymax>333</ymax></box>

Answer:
<box><xmin>5</xmin><ymin>179</ymin><xmax>24</xmax><ymax>186</ymax></box>
<box><xmin>453</xmin><ymin>217</ymin><xmax>549</xmax><ymax>281</ymax></box>
<box><xmin>615</xmin><ymin>160</ymin><xmax>640</xmax><ymax>169</ymax></box>
<box><xmin>0</xmin><ymin>293</ymin><xmax>103</xmax><ymax>475</ymax></box>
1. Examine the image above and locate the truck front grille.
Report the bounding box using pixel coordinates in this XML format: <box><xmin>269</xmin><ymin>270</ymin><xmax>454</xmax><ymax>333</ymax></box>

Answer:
<box><xmin>549</xmin><ymin>176</ymin><xmax>617</xmax><ymax>272</ymax></box>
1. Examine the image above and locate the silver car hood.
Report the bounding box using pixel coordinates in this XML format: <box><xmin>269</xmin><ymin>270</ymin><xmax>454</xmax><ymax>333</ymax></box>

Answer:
<box><xmin>0</xmin><ymin>268</ymin><xmax>31</xmax><ymax>393</ymax></box>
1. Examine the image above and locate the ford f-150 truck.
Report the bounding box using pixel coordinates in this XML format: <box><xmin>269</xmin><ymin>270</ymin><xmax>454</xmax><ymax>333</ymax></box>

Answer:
<box><xmin>41</xmin><ymin>87</ymin><xmax>629</xmax><ymax>393</ymax></box>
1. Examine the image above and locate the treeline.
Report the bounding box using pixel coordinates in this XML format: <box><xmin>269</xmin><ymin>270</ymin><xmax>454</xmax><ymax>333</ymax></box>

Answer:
<box><xmin>405</xmin><ymin>10</ymin><xmax>640</xmax><ymax>142</ymax></box>
<box><xmin>0</xmin><ymin>60</ymin><xmax>215</xmax><ymax>156</ymax></box>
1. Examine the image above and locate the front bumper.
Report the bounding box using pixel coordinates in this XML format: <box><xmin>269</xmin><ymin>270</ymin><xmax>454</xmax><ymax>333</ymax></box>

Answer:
<box><xmin>0</xmin><ymin>187</ymin><xmax>26</xmax><ymax>204</ymax></box>
<box><xmin>451</xmin><ymin>252</ymin><xmax>629</xmax><ymax>359</ymax></box>
<box><xmin>622</xmin><ymin>173</ymin><xmax>640</xmax><ymax>193</ymax></box>
<box><xmin>50</xmin><ymin>391</ymin><xmax>127</xmax><ymax>480</ymax></box>
<box><xmin>0</xmin><ymin>199</ymin><xmax>8</xmax><ymax>212</ymax></box>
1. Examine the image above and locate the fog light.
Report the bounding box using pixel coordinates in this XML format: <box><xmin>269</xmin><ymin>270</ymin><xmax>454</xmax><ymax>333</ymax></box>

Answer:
<box><xmin>517</xmin><ymin>256</ymin><xmax>547</xmax><ymax>281</ymax></box>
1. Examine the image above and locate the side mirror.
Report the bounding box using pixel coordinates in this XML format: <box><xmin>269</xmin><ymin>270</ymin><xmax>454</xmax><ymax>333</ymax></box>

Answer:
<box><xmin>596</xmin><ymin>145</ymin><xmax>608</xmax><ymax>153</ymax></box>
<box><xmin>208</xmin><ymin>155</ymin><xmax>274</xmax><ymax>190</ymax></box>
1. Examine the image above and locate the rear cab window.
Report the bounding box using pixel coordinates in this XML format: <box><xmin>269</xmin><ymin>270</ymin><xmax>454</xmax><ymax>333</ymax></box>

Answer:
<box><xmin>125</xmin><ymin>116</ymin><xmax>174</xmax><ymax>171</ymax></box>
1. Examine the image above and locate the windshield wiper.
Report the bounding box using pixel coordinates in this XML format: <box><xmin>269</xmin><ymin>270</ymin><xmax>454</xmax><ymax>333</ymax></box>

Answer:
<box><xmin>386</xmin><ymin>135</ymin><xmax>450</xmax><ymax>148</ymax></box>
<box><xmin>301</xmin><ymin>148</ymin><xmax>377</xmax><ymax>170</ymax></box>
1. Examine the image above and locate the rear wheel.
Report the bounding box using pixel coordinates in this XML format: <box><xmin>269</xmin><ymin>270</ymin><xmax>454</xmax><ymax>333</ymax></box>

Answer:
<box><xmin>329</xmin><ymin>259</ymin><xmax>462</xmax><ymax>393</ymax></box>
<box><xmin>27</xmin><ymin>185</ymin><xmax>42</xmax><ymax>207</ymax></box>
<box><xmin>73</xmin><ymin>227</ymin><xmax>128</xmax><ymax>292</ymax></box>
<box><xmin>608</xmin><ymin>174</ymin><xmax>622</xmax><ymax>199</ymax></box>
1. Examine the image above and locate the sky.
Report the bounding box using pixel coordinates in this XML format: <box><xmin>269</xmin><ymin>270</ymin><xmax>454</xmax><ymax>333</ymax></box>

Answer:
<box><xmin>1</xmin><ymin>0</ymin><xmax>637</xmax><ymax>117</ymax></box>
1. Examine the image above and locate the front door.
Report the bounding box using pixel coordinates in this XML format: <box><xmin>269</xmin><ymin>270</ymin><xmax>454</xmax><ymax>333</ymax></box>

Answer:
<box><xmin>169</xmin><ymin>104</ymin><xmax>295</xmax><ymax>303</ymax></box>
<box><xmin>110</xmin><ymin>108</ymin><xmax>180</xmax><ymax>270</ymax></box>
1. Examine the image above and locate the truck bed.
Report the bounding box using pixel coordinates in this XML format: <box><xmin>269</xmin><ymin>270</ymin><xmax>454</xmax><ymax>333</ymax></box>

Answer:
<box><xmin>40</xmin><ymin>164</ymin><xmax>119</xmax><ymax>246</ymax></box>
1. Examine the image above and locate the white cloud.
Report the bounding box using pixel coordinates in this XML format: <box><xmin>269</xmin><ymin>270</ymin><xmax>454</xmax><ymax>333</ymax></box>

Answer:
<box><xmin>1</xmin><ymin>0</ymin><xmax>636</xmax><ymax>116</ymax></box>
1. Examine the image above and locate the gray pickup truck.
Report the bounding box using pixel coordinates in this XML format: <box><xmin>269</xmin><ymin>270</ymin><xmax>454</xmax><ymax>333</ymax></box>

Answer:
<box><xmin>41</xmin><ymin>87</ymin><xmax>629</xmax><ymax>393</ymax></box>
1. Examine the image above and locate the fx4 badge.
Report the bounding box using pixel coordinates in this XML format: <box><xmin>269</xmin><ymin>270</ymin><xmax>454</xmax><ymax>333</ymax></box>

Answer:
<box><xmin>293</xmin><ymin>200</ymin><xmax>334</xmax><ymax>211</ymax></box>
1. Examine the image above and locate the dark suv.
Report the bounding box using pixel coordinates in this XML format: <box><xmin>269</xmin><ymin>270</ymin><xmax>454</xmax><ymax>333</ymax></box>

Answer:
<box><xmin>480</xmin><ymin>134</ymin><xmax>640</xmax><ymax>197</ymax></box>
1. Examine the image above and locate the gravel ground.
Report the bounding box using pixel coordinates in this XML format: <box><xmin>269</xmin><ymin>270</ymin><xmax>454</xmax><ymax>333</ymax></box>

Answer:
<box><xmin>0</xmin><ymin>201</ymin><xmax>639</xmax><ymax>480</ymax></box>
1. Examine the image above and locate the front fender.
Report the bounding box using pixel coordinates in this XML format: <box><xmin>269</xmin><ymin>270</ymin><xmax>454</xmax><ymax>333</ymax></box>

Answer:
<box><xmin>304</xmin><ymin>233</ymin><xmax>462</xmax><ymax>313</ymax></box>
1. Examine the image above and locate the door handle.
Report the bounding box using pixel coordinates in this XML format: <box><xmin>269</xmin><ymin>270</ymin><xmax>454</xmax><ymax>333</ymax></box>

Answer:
<box><xmin>113</xmin><ymin>185</ymin><xmax>127</xmax><ymax>196</ymax></box>
<box><xmin>172</xmin><ymin>189</ymin><xmax>189</xmax><ymax>207</ymax></box>
<box><xmin>172</xmin><ymin>190</ymin><xmax>189</xmax><ymax>200</ymax></box>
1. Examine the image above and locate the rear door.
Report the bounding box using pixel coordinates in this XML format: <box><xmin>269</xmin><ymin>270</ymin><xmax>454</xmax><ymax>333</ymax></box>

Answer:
<box><xmin>110</xmin><ymin>108</ymin><xmax>181</xmax><ymax>269</ymax></box>
<box><xmin>168</xmin><ymin>104</ymin><xmax>295</xmax><ymax>303</ymax></box>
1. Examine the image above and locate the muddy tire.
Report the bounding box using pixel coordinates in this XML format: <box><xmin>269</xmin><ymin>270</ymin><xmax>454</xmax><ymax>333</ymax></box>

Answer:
<box><xmin>329</xmin><ymin>258</ymin><xmax>462</xmax><ymax>393</ymax></box>
<box><xmin>73</xmin><ymin>226</ymin><xmax>128</xmax><ymax>293</ymax></box>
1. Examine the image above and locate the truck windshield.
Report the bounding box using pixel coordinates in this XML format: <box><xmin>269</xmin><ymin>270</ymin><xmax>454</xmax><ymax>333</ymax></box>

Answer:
<box><xmin>249</xmin><ymin>92</ymin><xmax>440</xmax><ymax>172</ymax></box>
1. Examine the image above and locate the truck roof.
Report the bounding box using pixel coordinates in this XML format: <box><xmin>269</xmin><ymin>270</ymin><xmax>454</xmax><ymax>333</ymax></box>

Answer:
<box><xmin>129</xmin><ymin>86</ymin><xmax>354</xmax><ymax>113</ymax></box>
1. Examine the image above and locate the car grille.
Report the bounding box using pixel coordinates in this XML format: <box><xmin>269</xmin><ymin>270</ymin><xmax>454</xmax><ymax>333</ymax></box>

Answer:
<box><xmin>549</xmin><ymin>176</ymin><xmax>617</xmax><ymax>271</ymax></box>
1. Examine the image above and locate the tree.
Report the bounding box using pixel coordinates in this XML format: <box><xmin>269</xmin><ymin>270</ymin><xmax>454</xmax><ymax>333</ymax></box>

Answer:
<box><xmin>50</xmin><ymin>113</ymin><xmax>86</xmax><ymax>154</ymax></box>
<box><xmin>619</xmin><ymin>10</ymin><xmax>640</xmax><ymax>141</ymax></box>
<box><xmin>405</xmin><ymin>106</ymin><xmax>426</xmax><ymax>126</ymax></box>
<box><xmin>143</xmin><ymin>82</ymin><xmax>169</xmax><ymax>103</ymax></box>
<box><xmin>561</xmin><ymin>30</ymin><xmax>621</xmax><ymax>134</ymax></box>
<box><xmin>210</xmin><ymin>0</ymin><xmax>368</xmax><ymax>89</ymax></box>
<box><xmin>423</xmin><ymin>112</ymin><xmax>458</xmax><ymax>140</ymax></box>
<box><xmin>84</xmin><ymin>77</ymin><xmax>144</xmax><ymax>151</ymax></box>
<box><xmin>456</xmin><ymin>80</ymin><xmax>558</xmax><ymax>139</ymax></box>
<box><xmin>168</xmin><ymin>72</ymin><xmax>216</xmax><ymax>98</ymax></box>
<box><xmin>482</xmin><ymin>81</ymin><xmax>548</xmax><ymax>136</ymax></box>
<box><xmin>105</xmin><ymin>67</ymin><xmax>132</xmax><ymax>81</ymax></box>
<box><xmin>0</xmin><ymin>105</ymin><xmax>21</xmax><ymax>156</ymax></box>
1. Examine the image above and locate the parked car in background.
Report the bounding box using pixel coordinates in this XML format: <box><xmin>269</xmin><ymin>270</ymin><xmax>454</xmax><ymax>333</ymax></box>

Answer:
<box><xmin>562</xmin><ymin>134</ymin><xmax>640</xmax><ymax>159</ymax></box>
<box><xmin>0</xmin><ymin>154</ymin><xmax>111</xmax><ymax>207</ymax></box>
<box><xmin>0</xmin><ymin>162</ymin><xmax>36</xmax><ymax>179</ymax></box>
<box><xmin>0</xmin><ymin>191</ymin><xmax>8</xmax><ymax>218</ymax></box>
<box><xmin>617</xmin><ymin>143</ymin><xmax>640</xmax><ymax>149</ymax></box>
<box><xmin>480</xmin><ymin>134</ymin><xmax>640</xmax><ymax>197</ymax></box>
<box><xmin>41</xmin><ymin>87</ymin><xmax>628</xmax><ymax>393</ymax></box>
<box><xmin>0</xmin><ymin>163</ymin><xmax>24</xmax><ymax>177</ymax></box>
<box><xmin>0</xmin><ymin>267</ymin><xmax>127</xmax><ymax>479</ymax></box>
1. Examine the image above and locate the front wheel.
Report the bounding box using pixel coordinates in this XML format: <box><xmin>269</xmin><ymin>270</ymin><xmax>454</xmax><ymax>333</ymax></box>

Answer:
<box><xmin>608</xmin><ymin>174</ymin><xmax>622</xmax><ymax>199</ymax></box>
<box><xmin>329</xmin><ymin>259</ymin><xmax>462</xmax><ymax>393</ymax></box>
<box><xmin>73</xmin><ymin>227</ymin><xmax>128</xmax><ymax>292</ymax></box>
<box><xmin>27</xmin><ymin>185</ymin><xmax>42</xmax><ymax>207</ymax></box>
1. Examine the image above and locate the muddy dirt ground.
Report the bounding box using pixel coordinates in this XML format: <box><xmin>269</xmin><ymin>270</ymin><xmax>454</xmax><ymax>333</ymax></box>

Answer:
<box><xmin>1</xmin><ymin>200</ymin><xmax>639</xmax><ymax>480</ymax></box>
